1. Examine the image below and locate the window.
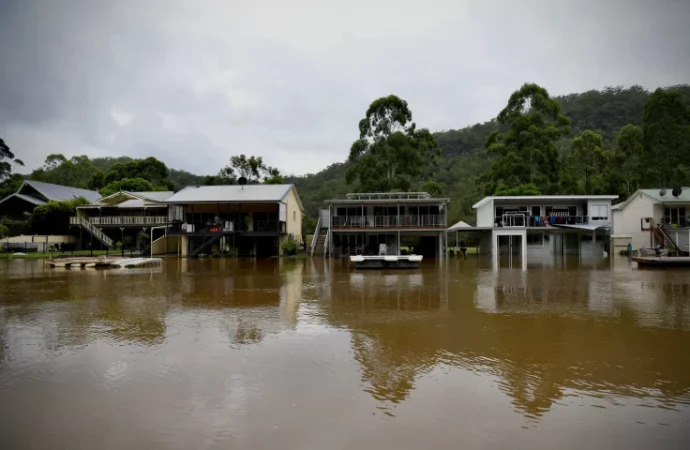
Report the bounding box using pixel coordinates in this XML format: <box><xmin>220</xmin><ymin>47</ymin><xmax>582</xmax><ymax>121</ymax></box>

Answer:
<box><xmin>590</xmin><ymin>204</ymin><xmax>608</xmax><ymax>221</ymax></box>
<box><xmin>663</xmin><ymin>206</ymin><xmax>688</xmax><ymax>227</ymax></box>
<box><xmin>293</xmin><ymin>211</ymin><xmax>296</xmax><ymax>222</ymax></box>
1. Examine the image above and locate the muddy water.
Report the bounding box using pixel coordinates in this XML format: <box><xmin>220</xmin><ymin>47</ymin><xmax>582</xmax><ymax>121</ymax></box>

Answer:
<box><xmin>0</xmin><ymin>257</ymin><xmax>689</xmax><ymax>450</ymax></box>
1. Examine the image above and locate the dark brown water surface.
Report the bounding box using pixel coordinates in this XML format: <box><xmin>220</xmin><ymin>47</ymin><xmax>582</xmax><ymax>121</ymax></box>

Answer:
<box><xmin>0</xmin><ymin>257</ymin><xmax>689</xmax><ymax>450</ymax></box>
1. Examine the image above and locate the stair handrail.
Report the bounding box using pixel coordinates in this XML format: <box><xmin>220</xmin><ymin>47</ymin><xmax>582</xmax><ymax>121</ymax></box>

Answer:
<box><xmin>655</xmin><ymin>224</ymin><xmax>683</xmax><ymax>255</ymax></box>
<box><xmin>310</xmin><ymin>216</ymin><xmax>322</xmax><ymax>257</ymax></box>
<box><xmin>77</xmin><ymin>217</ymin><xmax>114</xmax><ymax>247</ymax></box>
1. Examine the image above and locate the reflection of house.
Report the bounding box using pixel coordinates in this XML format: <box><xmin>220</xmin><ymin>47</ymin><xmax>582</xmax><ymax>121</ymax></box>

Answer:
<box><xmin>612</xmin><ymin>187</ymin><xmax>690</xmax><ymax>253</ymax></box>
<box><xmin>316</xmin><ymin>192</ymin><xmax>449</xmax><ymax>258</ymax></box>
<box><xmin>166</xmin><ymin>184</ymin><xmax>304</xmax><ymax>257</ymax></box>
<box><xmin>461</xmin><ymin>195</ymin><xmax>618</xmax><ymax>257</ymax></box>
<box><xmin>0</xmin><ymin>180</ymin><xmax>101</xmax><ymax>219</ymax></box>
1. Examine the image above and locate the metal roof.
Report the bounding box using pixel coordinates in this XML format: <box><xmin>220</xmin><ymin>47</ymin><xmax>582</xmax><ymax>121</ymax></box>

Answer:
<box><xmin>127</xmin><ymin>191</ymin><xmax>174</xmax><ymax>202</ymax></box>
<box><xmin>473</xmin><ymin>195</ymin><xmax>619</xmax><ymax>209</ymax></box>
<box><xmin>0</xmin><ymin>193</ymin><xmax>47</xmax><ymax>207</ymax></box>
<box><xmin>21</xmin><ymin>180</ymin><xmax>101</xmax><ymax>203</ymax></box>
<box><xmin>613</xmin><ymin>188</ymin><xmax>690</xmax><ymax>212</ymax></box>
<box><xmin>165</xmin><ymin>184</ymin><xmax>300</xmax><ymax>206</ymax></box>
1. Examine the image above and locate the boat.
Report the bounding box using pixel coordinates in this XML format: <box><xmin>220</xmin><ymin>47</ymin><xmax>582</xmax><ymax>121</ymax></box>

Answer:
<box><xmin>349</xmin><ymin>254</ymin><xmax>423</xmax><ymax>269</ymax></box>
<box><xmin>632</xmin><ymin>256</ymin><xmax>690</xmax><ymax>268</ymax></box>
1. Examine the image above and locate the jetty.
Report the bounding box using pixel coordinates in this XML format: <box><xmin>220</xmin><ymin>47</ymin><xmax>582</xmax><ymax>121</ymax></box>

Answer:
<box><xmin>45</xmin><ymin>257</ymin><xmax>162</xmax><ymax>269</ymax></box>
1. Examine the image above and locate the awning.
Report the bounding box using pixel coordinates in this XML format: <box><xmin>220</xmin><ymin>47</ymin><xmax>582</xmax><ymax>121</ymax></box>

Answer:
<box><xmin>448</xmin><ymin>220</ymin><xmax>473</xmax><ymax>232</ymax></box>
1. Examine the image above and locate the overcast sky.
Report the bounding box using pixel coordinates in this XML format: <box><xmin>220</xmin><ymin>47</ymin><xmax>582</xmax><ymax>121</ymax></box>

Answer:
<box><xmin>1</xmin><ymin>0</ymin><xmax>688</xmax><ymax>177</ymax></box>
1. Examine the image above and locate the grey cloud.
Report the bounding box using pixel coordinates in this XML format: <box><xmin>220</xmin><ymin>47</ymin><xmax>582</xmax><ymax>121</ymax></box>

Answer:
<box><xmin>0</xmin><ymin>0</ymin><xmax>688</xmax><ymax>177</ymax></box>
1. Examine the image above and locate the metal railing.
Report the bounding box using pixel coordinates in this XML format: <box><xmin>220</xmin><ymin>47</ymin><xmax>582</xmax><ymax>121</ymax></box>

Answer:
<box><xmin>72</xmin><ymin>216</ymin><xmax>168</xmax><ymax>226</ymax></box>
<box><xmin>70</xmin><ymin>217</ymin><xmax>114</xmax><ymax>247</ymax></box>
<box><xmin>495</xmin><ymin>215</ymin><xmax>593</xmax><ymax>227</ymax></box>
<box><xmin>331</xmin><ymin>214</ymin><xmax>444</xmax><ymax>228</ymax></box>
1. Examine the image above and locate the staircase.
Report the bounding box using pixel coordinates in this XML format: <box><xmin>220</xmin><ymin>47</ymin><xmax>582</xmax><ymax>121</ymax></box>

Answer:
<box><xmin>310</xmin><ymin>209</ymin><xmax>331</xmax><ymax>257</ymax></box>
<box><xmin>71</xmin><ymin>217</ymin><xmax>114</xmax><ymax>248</ymax></box>
<box><xmin>190</xmin><ymin>233</ymin><xmax>223</xmax><ymax>257</ymax></box>
<box><xmin>654</xmin><ymin>225</ymin><xmax>689</xmax><ymax>256</ymax></box>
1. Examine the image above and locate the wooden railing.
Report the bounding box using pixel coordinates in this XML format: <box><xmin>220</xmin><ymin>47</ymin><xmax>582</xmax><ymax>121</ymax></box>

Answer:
<box><xmin>71</xmin><ymin>216</ymin><xmax>168</xmax><ymax>226</ymax></box>
<box><xmin>69</xmin><ymin>217</ymin><xmax>114</xmax><ymax>247</ymax></box>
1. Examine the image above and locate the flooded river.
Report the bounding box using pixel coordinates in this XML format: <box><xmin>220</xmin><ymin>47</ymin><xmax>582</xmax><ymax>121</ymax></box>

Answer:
<box><xmin>1</xmin><ymin>257</ymin><xmax>689</xmax><ymax>449</ymax></box>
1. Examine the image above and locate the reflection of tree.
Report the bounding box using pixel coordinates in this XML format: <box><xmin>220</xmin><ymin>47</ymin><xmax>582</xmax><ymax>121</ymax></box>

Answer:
<box><xmin>325</xmin><ymin>268</ymin><xmax>690</xmax><ymax>420</ymax></box>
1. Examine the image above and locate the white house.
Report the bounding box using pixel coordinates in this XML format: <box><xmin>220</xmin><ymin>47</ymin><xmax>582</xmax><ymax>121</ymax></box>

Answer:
<box><xmin>465</xmin><ymin>195</ymin><xmax>618</xmax><ymax>257</ymax></box>
<box><xmin>612</xmin><ymin>187</ymin><xmax>690</xmax><ymax>252</ymax></box>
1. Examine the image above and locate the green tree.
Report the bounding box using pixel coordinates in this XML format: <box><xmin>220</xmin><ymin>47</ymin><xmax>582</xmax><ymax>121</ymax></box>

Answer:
<box><xmin>614</xmin><ymin>124</ymin><xmax>644</xmax><ymax>196</ymax></box>
<box><xmin>421</xmin><ymin>181</ymin><xmax>443</xmax><ymax>196</ymax></box>
<box><xmin>99</xmin><ymin>178</ymin><xmax>155</xmax><ymax>196</ymax></box>
<box><xmin>29</xmin><ymin>197</ymin><xmax>90</xmax><ymax>235</ymax></box>
<box><xmin>642</xmin><ymin>88</ymin><xmax>690</xmax><ymax>186</ymax></box>
<box><xmin>482</xmin><ymin>83</ymin><xmax>571</xmax><ymax>195</ymax></box>
<box><xmin>494</xmin><ymin>184</ymin><xmax>542</xmax><ymax>196</ymax></box>
<box><xmin>346</xmin><ymin>95</ymin><xmax>441</xmax><ymax>192</ymax></box>
<box><xmin>88</xmin><ymin>170</ymin><xmax>106</xmax><ymax>190</ymax></box>
<box><xmin>0</xmin><ymin>138</ymin><xmax>24</xmax><ymax>184</ymax></box>
<box><xmin>215</xmin><ymin>154</ymin><xmax>283</xmax><ymax>184</ymax></box>
<box><xmin>30</xmin><ymin>154</ymin><xmax>98</xmax><ymax>188</ymax></box>
<box><xmin>569</xmin><ymin>131</ymin><xmax>606</xmax><ymax>194</ymax></box>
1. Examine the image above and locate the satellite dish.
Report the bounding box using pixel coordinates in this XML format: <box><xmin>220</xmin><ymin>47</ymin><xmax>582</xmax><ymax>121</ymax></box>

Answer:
<box><xmin>238</xmin><ymin>176</ymin><xmax>247</xmax><ymax>189</ymax></box>
<box><xmin>672</xmin><ymin>187</ymin><xmax>682</xmax><ymax>198</ymax></box>
<box><xmin>659</xmin><ymin>188</ymin><xmax>666</xmax><ymax>197</ymax></box>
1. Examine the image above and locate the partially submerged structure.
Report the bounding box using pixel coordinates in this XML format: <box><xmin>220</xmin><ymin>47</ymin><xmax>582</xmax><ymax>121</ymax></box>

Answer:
<box><xmin>460</xmin><ymin>195</ymin><xmax>618</xmax><ymax>258</ymax></box>
<box><xmin>612</xmin><ymin>187</ymin><xmax>690</xmax><ymax>254</ymax></box>
<box><xmin>71</xmin><ymin>190</ymin><xmax>174</xmax><ymax>250</ymax></box>
<box><xmin>314</xmin><ymin>192</ymin><xmax>449</xmax><ymax>258</ymax></box>
<box><xmin>165</xmin><ymin>184</ymin><xmax>304</xmax><ymax>257</ymax></box>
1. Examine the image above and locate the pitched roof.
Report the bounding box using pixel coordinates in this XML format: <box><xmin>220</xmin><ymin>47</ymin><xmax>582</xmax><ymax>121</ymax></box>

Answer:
<box><xmin>612</xmin><ymin>188</ymin><xmax>690</xmax><ymax>211</ymax></box>
<box><xmin>21</xmin><ymin>180</ymin><xmax>101</xmax><ymax>203</ymax></box>
<box><xmin>448</xmin><ymin>220</ymin><xmax>473</xmax><ymax>231</ymax></box>
<box><xmin>165</xmin><ymin>184</ymin><xmax>302</xmax><ymax>208</ymax></box>
<box><xmin>0</xmin><ymin>193</ymin><xmax>47</xmax><ymax>207</ymax></box>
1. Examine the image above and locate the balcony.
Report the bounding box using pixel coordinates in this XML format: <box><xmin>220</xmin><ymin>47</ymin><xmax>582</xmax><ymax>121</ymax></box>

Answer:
<box><xmin>494</xmin><ymin>214</ymin><xmax>595</xmax><ymax>228</ymax></box>
<box><xmin>70</xmin><ymin>216</ymin><xmax>169</xmax><ymax>226</ymax></box>
<box><xmin>331</xmin><ymin>214</ymin><xmax>444</xmax><ymax>229</ymax></box>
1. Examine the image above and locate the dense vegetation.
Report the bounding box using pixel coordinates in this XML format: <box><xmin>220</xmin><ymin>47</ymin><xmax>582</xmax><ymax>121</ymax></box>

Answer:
<box><xmin>2</xmin><ymin>83</ymin><xmax>689</xmax><ymax>232</ymax></box>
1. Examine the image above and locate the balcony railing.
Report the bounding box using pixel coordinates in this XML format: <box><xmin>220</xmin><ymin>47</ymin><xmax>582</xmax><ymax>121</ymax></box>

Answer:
<box><xmin>494</xmin><ymin>214</ymin><xmax>595</xmax><ymax>227</ymax></box>
<box><xmin>72</xmin><ymin>216</ymin><xmax>169</xmax><ymax>226</ymax></box>
<box><xmin>331</xmin><ymin>215</ymin><xmax>444</xmax><ymax>228</ymax></box>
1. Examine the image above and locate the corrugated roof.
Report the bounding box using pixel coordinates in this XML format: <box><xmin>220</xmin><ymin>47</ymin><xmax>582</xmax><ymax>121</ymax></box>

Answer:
<box><xmin>22</xmin><ymin>180</ymin><xmax>101</xmax><ymax>202</ymax></box>
<box><xmin>0</xmin><ymin>193</ymin><xmax>47</xmax><ymax>207</ymax></box>
<box><xmin>165</xmin><ymin>184</ymin><xmax>295</xmax><ymax>204</ymax></box>
<box><xmin>613</xmin><ymin>187</ymin><xmax>690</xmax><ymax>211</ymax></box>
<box><xmin>126</xmin><ymin>191</ymin><xmax>174</xmax><ymax>202</ymax></box>
<box><xmin>448</xmin><ymin>220</ymin><xmax>473</xmax><ymax>231</ymax></box>
<box><xmin>117</xmin><ymin>199</ymin><xmax>146</xmax><ymax>208</ymax></box>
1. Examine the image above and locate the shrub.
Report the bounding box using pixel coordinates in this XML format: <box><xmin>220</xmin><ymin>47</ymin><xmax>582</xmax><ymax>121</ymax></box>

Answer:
<box><xmin>281</xmin><ymin>238</ymin><xmax>298</xmax><ymax>256</ymax></box>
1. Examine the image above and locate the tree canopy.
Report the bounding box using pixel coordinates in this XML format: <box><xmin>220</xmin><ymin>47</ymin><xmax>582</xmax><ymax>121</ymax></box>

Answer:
<box><xmin>345</xmin><ymin>95</ymin><xmax>441</xmax><ymax>192</ymax></box>
<box><xmin>0</xmin><ymin>138</ymin><xmax>24</xmax><ymax>184</ymax></box>
<box><xmin>482</xmin><ymin>83</ymin><xmax>571</xmax><ymax>195</ymax></box>
<box><xmin>206</xmin><ymin>154</ymin><xmax>284</xmax><ymax>185</ymax></box>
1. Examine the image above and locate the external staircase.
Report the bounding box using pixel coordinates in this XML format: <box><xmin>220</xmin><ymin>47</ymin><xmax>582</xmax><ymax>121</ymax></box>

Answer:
<box><xmin>310</xmin><ymin>209</ymin><xmax>331</xmax><ymax>257</ymax></box>
<box><xmin>70</xmin><ymin>217</ymin><xmax>114</xmax><ymax>248</ymax></box>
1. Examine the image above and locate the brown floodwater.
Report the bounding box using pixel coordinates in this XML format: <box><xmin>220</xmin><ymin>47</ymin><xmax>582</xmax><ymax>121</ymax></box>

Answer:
<box><xmin>0</xmin><ymin>256</ymin><xmax>689</xmax><ymax>450</ymax></box>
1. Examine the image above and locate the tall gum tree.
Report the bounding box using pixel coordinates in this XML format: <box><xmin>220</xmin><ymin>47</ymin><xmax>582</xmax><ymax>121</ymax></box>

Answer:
<box><xmin>482</xmin><ymin>83</ymin><xmax>571</xmax><ymax>195</ymax></box>
<box><xmin>346</xmin><ymin>95</ymin><xmax>441</xmax><ymax>192</ymax></box>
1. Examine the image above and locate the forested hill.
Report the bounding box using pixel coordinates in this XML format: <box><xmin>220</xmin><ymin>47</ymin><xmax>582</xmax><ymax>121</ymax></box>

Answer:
<box><xmin>286</xmin><ymin>84</ymin><xmax>690</xmax><ymax>224</ymax></box>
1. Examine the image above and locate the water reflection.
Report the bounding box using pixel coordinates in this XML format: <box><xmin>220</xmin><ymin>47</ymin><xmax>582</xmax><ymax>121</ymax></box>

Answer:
<box><xmin>322</xmin><ymin>259</ymin><xmax>690</xmax><ymax>419</ymax></box>
<box><xmin>0</xmin><ymin>257</ymin><xmax>689</xmax><ymax>448</ymax></box>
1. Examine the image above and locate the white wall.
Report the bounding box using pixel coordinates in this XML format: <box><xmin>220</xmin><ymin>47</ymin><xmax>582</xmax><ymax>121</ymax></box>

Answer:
<box><xmin>587</xmin><ymin>199</ymin><xmax>612</xmax><ymax>226</ymax></box>
<box><xmin>612</xmin><ymin>194</ymin><xmax>657</xmax><ymax>249</ymax></box>
<box><xmin>476</xmin><ymin>199</ymin><xmax>494</xmax><ymax>227</ymax></box>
